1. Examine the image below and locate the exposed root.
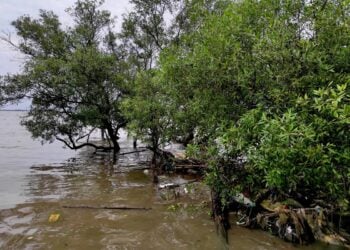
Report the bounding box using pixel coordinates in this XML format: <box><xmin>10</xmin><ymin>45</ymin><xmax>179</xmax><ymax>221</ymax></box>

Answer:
<box><xmin>230</xmin><ymin>194</ymin><xmax>350</xmax><ymax>247</ymax></box>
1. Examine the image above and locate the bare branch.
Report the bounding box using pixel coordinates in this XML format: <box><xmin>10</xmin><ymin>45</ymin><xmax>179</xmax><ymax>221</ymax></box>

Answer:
<box><xmin>56</xmin><ymin>136</ymin><xmax>114</xmax><ymax>151</ymax></box>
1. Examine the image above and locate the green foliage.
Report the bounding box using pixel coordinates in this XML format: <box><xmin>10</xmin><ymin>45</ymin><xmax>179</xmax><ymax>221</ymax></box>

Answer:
<box><xmin>213</xmin><ymin>84</ymin><xmax>350</xmax><ymax>210</ymax></box>
<box><xmin>150</xmin><ymin>0</ymin><xmax>350</xmax><ymax>211</ymax></box>
<box><xmin>159</xmin><ymin>0</ymin><xmax>350</xmax><ymax>142</ymax></box>
<box><xmin>121</xmin><ymin>70</ymin><xmax>173</xmax><ymax>151</ymax></box>
<box><xmin>118</xmin><ymin>0</ymin><xmax>350</xmax><ymax>211</ymax></box>
<box><xmin>1</xmin><ymin>0</ymin><xmax>128</xmax><ymax>152</ymax></box>
<box><xmin>2</xmin><ymin>0</ymin><xmax>350</xmax><ymax>212</ymax></box>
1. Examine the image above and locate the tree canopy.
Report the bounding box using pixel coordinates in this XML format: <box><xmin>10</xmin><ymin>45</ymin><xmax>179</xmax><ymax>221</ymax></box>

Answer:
<box><xmin>1</xmin><ymin>0</ymin><xmax>130</xmax><ymax>154</ymax></box>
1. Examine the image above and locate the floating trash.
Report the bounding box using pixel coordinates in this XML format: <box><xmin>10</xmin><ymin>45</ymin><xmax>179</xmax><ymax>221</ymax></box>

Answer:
<box><xmin>48</xmin><ymin>213</ymin><xmax>60</xmax><ymax>223</ymax></box>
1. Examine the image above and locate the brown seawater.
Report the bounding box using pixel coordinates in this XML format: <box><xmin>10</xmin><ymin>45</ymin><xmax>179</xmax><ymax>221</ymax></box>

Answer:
<box><xmin>0</xmin><ymin>111</ymin><xmax>345</xmax><ymax>249</ymax></box>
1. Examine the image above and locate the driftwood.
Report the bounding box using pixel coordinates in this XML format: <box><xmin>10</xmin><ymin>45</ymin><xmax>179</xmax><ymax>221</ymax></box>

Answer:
<box><xmin>175</xmin><ymin>164</ymin><xmax>207</xmax><ymax>169</ymax></box>
<box><xmin>62</xmin><ymin>205</ymin><xmax>151</xmax><ymax>210</ymax></box>
<box><xmin>158</xmin><ymin>179</ymin><xmax>199</xmax><ymax>189</ymax></box>
<box><xmin>174</xmin><ymin>156</ymin><xmax>206</xmax><ymax>168</ymax></box>
<box><xmin>114</xmin><ymin>167</ymin><xmax>151</xmax><ymax>174</ymax></box>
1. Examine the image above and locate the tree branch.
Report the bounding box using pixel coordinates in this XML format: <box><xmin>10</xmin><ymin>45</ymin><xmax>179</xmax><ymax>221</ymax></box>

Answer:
<box><xmin>55</xmin><ymin>136</ymin><xmax>114</xmax><ymax>151</ymax></box>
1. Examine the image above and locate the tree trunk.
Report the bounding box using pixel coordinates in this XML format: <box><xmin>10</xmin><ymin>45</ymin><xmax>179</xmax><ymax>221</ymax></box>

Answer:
<box><xmin>133</xmin><ymin>137</ymin><xmax>137</xmax><ymax>148</ymax></box>
<box><xmin>112</xmin><ymin>140</ymin><xmax>120</xmax><ymax>163</ymax></box>
<box><xmin>101</xmin><ymin>129</ymin><xmax>106</xmax><ymax>140</ymax></box>
<box><xmin>150</xmin><ymin>129</ymin><xmax>160</xmax><ymax>183</ymax></box>
<box><xmin>151</xmin><ymin>151</ymin><xmax>159</xmax><ymax>183</ymax></box>
<box><xmin>105</xmin><ymin>123</ymin><xmax>120</xmax><ymax>163</ymax></box>
<box><xmin>211</xmin><ymin>190</ymin><xmax>230</xmax><ymax>242</ymax></box>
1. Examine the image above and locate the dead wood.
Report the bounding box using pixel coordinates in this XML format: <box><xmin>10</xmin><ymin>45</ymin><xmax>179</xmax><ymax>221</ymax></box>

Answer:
<box><xmin>175</xmin><ymin>164</ymin><xmax>207</xmax><ymax>168</ymax></box>
<box><xmin>62</xmin><ymin>205</ymin><xmax>152</xmax><ymax>210</ymax></box>
<box><xmin>158</xmin><ymin>179</ymin><xmax>199</xmax><ymax>189</ymax></box>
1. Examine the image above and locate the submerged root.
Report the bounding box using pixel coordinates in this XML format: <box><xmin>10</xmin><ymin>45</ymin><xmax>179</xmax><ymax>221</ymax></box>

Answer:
<box><xmin>220</xmin><ymin>190</ymin><xmax>350</xmax><ymax>247</ymax></box>
<box><xmin>233</xmin><ymin>195</ymin><xmax>350</xmax><ymax>247</ymax></box>
<box><xmin>255</xmin><ymin>210</ymin><xmax>314</xmax><ymax>244</ymax></box>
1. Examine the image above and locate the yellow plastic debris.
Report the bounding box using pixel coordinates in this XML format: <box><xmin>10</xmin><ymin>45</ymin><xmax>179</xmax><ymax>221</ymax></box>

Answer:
<box><xmin>48</xmin><ymin>213</ymin><xmax>60</xmax><ymax>223</ymax></box>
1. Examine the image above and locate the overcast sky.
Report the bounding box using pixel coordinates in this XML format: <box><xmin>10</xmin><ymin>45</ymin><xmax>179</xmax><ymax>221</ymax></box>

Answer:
<box><xmin>0</xmin><ymin>0</ymin><xmax>131</xmax><ymax>109</ymax></box>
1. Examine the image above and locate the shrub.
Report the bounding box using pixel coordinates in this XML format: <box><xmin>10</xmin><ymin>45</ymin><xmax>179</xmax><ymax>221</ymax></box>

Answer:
<box><xmin>211</xmin><ymin>84</ymin><xmax>350</xmax><ymax>211</ymax></box>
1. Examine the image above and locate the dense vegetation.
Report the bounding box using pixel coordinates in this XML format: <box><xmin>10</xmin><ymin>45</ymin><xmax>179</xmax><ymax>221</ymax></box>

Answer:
<box><xmin>1</xmin><ymin>0</ymin><xmax>350</xmax><ymax>244</ymax></box>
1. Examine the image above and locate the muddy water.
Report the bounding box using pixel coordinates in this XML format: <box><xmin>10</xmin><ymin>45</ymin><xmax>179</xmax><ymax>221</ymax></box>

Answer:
<box><xmin>0</xmin><ymin>111</ymin><xmax>345</xmax><ymax>249</ymax></box>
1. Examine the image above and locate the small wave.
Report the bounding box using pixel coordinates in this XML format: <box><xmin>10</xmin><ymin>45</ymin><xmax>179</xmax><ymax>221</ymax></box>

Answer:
<box><xmin>0</xmin><ymin>146</ymin><xmax>20</xmax><ymax>149</ymax></box>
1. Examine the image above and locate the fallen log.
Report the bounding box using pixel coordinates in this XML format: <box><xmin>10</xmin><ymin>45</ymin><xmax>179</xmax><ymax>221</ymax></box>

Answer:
<box><xmin>175</xmin><ymin>164</ymin><xmax>207</xmax><ymax>169</ymax></box>
<box><xmin>174</xmin><ymin>158</ymin><xmax>204</xmax><ymax>165</ymax></box>
<box><xmin>62</xmin><ymin>205</ymin><xmax>152</xmax><ymax>210</ymax></box>
<box><xmin>158</xmin><ymin>179</ymin><xmax>199</xmax><ymax>189</ymax></box>
<box><xmin>114</xmin><ymin>167</ymin><xmax>151</xmax><ymax>174</ymax></box>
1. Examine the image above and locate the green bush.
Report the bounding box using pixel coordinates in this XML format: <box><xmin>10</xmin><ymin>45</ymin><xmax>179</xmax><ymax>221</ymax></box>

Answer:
<box><xmin>212</xmin><ymin>84</ymin><xmax>350</xmax><ymax>211</ymax></box>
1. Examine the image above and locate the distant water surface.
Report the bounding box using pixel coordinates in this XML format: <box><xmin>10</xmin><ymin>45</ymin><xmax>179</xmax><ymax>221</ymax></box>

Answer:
<box><xmin>0</xmin><ymin>111</ymin><xmax>76</xmax><ymax>209</ymax></box>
